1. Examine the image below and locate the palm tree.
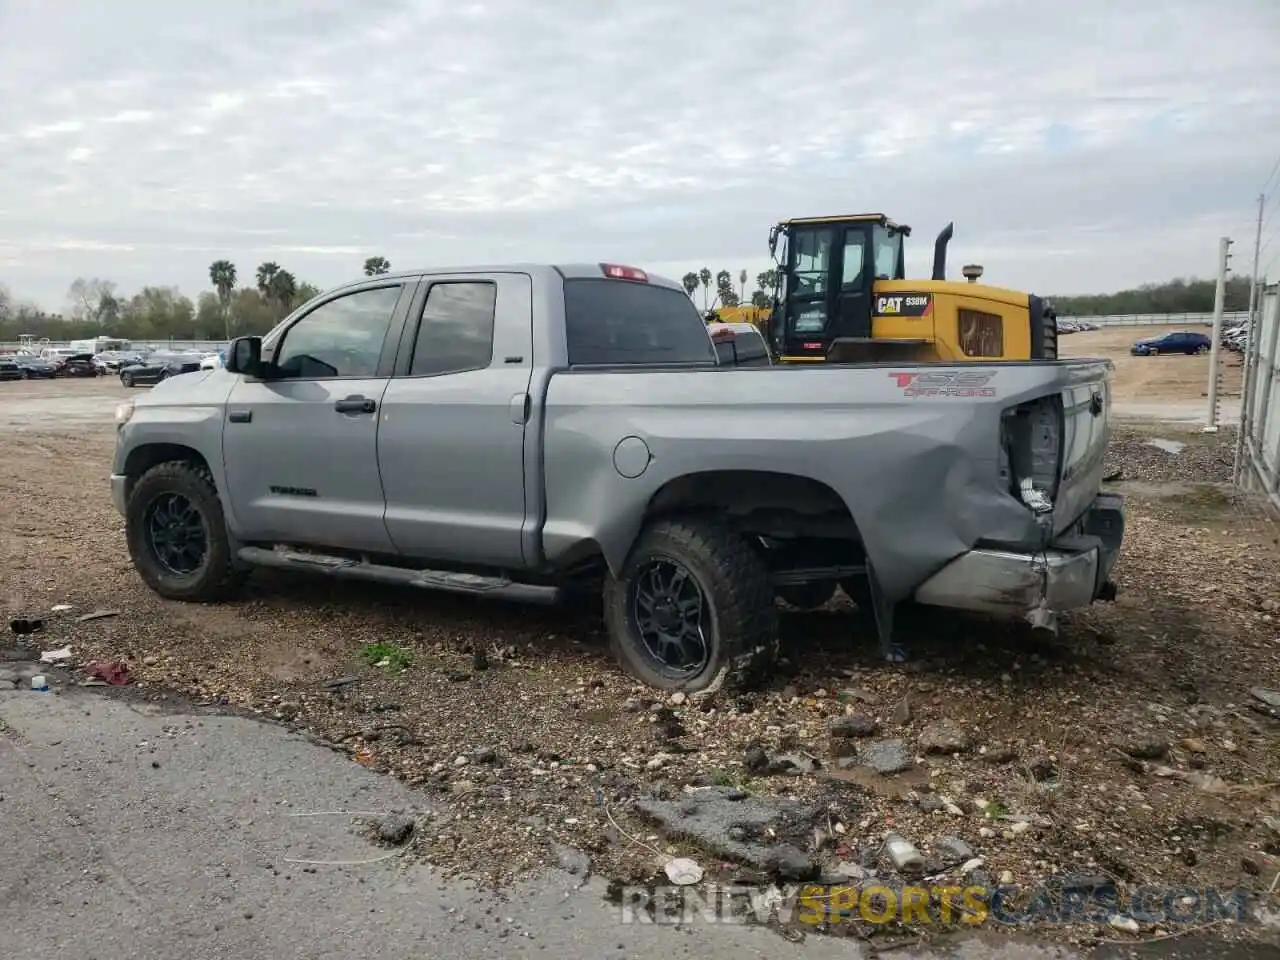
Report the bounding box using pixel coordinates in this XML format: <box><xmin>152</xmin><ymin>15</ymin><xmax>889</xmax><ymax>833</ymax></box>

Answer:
<box><xmin>698</xmin><ymin>267</ymin><xmax>712</xmax><ymax>311</ymax></box>
<box><xmin>681</xmin><ymin>272</ymin><xmax>699</xmax><ymax>300</ymax></box>
<box><xmin>363</xmin><ymin>256</ymin><xmax>391</xmax><ymax>276</ymax></box>
<box><xmin>209</xmin><ymin>260</ymin><xmax>237</xmax><ymax>340</ymax></box>
<box><xmin>268</xmin><ymin>270</ymin><xmax>298</xmax><ymax>316</ymax></box>
<box><xmin>256</xmin><ymin>262</ymin><xmax>280</xmax><ymax>299</ymax></box>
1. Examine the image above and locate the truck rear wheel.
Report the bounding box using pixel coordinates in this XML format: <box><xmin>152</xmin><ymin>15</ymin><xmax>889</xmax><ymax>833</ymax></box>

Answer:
<box><xmin>604</xmin><ymin>517</ymin><xmax>778</xmax><ymax>693</ymax></box>
<box><xmin>125</xmin><ymin>461</ymin><xmax>245</xmax><ymax>602</ymax></box>
<box><xmin>776</xmin><ymin>581</ymin><xmax>838</xmax><ymax>610</ymax></box>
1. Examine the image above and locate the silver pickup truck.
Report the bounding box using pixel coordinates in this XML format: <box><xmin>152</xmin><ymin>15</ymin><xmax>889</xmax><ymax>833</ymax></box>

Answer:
<box><xmin>111</xmin><ymin>263</ymin><xmax>1124</xmax><ymax>692</ymax></box>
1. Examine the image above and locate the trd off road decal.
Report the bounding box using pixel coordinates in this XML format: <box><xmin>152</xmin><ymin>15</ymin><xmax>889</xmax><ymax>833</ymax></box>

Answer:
<box><xmin>873</xmin><ymin>293</ymin><xmax>932</xmax><ymax>317</ymax></box>
<box><xmin>889</xmin><ymin>370</ymin><xmax>997</xmax><ymax>398</ymax></box>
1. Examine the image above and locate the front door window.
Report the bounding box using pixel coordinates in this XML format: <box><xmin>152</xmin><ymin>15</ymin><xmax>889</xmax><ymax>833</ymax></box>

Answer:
<box><xmin>787</xmin><ymin>227</ymin><xmax>834</xmax><ymax>334</ymax></box>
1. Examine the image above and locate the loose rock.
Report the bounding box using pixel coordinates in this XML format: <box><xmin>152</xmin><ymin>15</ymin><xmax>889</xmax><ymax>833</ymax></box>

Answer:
<box><xmin>830</xmin><ymin>715</ymin><xmax>879</xmax><ymax>739</ymax></box>
<box><xmin>857</xmin><ymin>739</ymin><xmax>912</xmax><ymax>774</ymax></box>
<box><xmin>919</xmin><ymin>720</ymin><xmax>972</xmax><ymax>755</ymax></box>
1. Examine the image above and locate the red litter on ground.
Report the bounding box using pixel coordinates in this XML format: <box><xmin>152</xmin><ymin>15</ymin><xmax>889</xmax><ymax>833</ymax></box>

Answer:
<box><xmin>85</xmin><ymin>660</ymin><xmax>132</xmax><ymax>685</ymax></box>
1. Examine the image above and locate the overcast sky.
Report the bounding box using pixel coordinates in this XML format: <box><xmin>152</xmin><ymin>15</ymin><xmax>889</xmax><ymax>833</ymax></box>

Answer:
<box><xmin>1</xmin><ymin>0</ymin><xmax>1278</xmax><ymax>312</ymax></box>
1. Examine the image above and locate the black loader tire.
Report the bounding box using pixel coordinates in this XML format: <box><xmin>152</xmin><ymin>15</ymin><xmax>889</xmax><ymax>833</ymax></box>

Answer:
<box><xmin>776</xmin><ymin>581</ymin><xmax>838</xmax><ymax>610</ymax></box>
<box><xmin>604</xmin><ymin>516</ymin><xmax>778</xmax><ymax>693</ymax></box>
<box><xmin>125</xmin><ymin>461</ymin><xmax>245</xmax><ymax>602</ymax></box>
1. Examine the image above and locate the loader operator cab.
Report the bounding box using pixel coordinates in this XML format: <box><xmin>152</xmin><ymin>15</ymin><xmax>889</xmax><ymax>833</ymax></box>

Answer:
<box><xmin>768</xmin><ymin>214</ymin><xmax>912</xmax><ymax>361</ymax></box>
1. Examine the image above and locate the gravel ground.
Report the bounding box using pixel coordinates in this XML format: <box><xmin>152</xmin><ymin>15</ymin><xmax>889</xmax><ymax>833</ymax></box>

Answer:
<box><xmin>2</xmin><ymin>421</ymin><xmax>1278</xmax><ymax>951</ymax></box>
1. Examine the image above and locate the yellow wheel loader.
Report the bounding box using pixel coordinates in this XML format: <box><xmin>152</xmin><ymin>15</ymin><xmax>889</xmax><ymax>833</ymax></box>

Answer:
<box><xmin>764</xmin><ymin>214</ymin><xmax>1058</xmax><ymax>364</ymax></box>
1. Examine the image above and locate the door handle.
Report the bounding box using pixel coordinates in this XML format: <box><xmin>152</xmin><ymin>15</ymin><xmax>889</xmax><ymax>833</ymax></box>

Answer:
<box><xmin>228</xmin><ymin>409</ymin><xmax>252</xmax><ymax>424</ymax></box>
<box><xmin>334</xmin><ymin>395</ymin><xmax>376</xmax><ymax>414</ymax></box>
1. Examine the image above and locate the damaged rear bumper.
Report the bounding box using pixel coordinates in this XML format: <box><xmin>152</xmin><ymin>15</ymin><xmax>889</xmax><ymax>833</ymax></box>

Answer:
<box><xmin>913</xmin><ymin>492</ymin><xmax>1124</xmax><ymax>621</ymax></box>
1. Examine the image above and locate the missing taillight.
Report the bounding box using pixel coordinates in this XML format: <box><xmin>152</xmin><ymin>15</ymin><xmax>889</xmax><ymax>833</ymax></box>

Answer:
<box><xmin>1000</xmin><ymin>395</ymin><xmax>1062</xmax><ymax>513</ymax></box>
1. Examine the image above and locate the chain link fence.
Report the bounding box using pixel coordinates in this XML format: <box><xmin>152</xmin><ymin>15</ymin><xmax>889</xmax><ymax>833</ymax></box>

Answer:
<box><xmin>1234</xmin><ymin>284</ymin><xmax>1280</xmax><ymax>515</ymax></box>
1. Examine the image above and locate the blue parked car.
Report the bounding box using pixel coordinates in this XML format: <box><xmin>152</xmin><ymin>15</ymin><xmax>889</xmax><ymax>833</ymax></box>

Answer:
<box><xmin>1130</xmin><ymin>331</ymin><xmax>1211</xmax><ymax>356</ymax></box>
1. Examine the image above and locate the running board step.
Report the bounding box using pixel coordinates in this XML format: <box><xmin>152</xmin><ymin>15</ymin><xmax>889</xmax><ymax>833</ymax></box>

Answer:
<box><xmin>236</xmin><ymin>547</ymin><xmax>561</xmax><ymax>604</ymax></box>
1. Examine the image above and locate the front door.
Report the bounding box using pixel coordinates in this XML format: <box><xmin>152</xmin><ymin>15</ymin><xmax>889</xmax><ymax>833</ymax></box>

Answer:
<box><xmin>833</xmin><ymin>226</ymin><xmax>873</xmax><ymax>341</ymax></box>
<box><xmin>221</xmin><ymin>282</ymin><xmax>414</xmax><ymax>553</ymax></box>
<box><xmin>378</xmin><ymin>273</ymin><xmax>533</xmax><ymax>568</ymax></box>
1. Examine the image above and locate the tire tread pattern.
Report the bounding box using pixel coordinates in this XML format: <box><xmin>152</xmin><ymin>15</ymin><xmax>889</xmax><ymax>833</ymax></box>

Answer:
<box><xmin>125</xmin><ymin>460</ymin><xmax>245</xmax><ymax>602</ymax></box>
<box><xmin>605</xmin><ymin>516</ymin><xmax>778</xmax><ymax>693</ymax></box>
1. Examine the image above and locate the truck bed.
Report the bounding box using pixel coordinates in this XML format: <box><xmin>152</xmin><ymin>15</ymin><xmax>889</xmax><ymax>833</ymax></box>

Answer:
<box><xmin>538</xmin><ymin>358</ymin><xmax>1113</xmax><ymax>605</ymax></box>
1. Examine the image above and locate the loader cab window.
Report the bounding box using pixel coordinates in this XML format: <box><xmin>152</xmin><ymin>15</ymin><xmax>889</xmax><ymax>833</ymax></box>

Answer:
<box><xmin>872</xmin><ymin>224</ymin><xmax>904</xmax><ymax>280</ymax></box>
<box><xmin>791</xmin><ymin>228</ymin><xmax>833</xmax><ymax>296</ymax></box>
<box><xmin>841</xmin><ymin>234</ymin><xmax>866</xmax><ymax>288</ymax></box>
<box><xmin>785</xmin><ymin>226</ymin><xmax>834</xmax><ymax>334</ymax></box>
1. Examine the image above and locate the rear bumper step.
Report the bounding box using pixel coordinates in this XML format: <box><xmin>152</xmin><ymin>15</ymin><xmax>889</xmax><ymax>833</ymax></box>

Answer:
<box><xmin>235</xmin><ymin>546</ymin><xmax>561</xmax><ymax>604</ymax></box>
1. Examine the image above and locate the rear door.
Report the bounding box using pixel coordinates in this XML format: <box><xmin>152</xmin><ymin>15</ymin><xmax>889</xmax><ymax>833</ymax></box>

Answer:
<box><xmin>378</xmin><ymin>273</ymin><xmax>533</xmax><ymax>567</ymax></box>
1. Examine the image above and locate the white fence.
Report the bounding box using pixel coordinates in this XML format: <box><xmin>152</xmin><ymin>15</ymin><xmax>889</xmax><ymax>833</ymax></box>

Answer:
<box><xmin>1236</xmin><ymin>285</ymin><xmax>1280</xmax><ymax>514</ymax></box>
<box><xmin>1058</xmin><ymin>311</ymin><xmax>1248</xmax><ymax>328</ymax></box>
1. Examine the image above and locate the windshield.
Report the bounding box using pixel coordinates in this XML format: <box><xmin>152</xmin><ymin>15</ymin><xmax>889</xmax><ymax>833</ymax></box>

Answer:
<box><xmin>563</xmin><ymin>279</ymin><xmax>716</xmax><ymax>366</ymax></box>
<box><xmin>872</xmin><ymin>224</ymin><xmax>903</xmax><ymax>279</ymax></box>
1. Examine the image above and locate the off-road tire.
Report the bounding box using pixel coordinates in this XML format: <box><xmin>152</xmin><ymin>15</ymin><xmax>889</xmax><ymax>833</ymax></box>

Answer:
<box><xmin>125</xmin><ymin>461</ymin><xmax>245</xmax><ymax>602</ymax></box>
<box><xmin>776</xmin><ymin>581</ymin><xmax>838</xmax><ymax>610</ymax></box>
<box><xmin>604</xmin><ymin>516</ymin><xmax>778</xmax><ymax>693</ymax></box>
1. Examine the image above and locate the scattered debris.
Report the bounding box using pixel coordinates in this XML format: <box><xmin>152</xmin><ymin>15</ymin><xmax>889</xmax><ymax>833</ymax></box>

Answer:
<box><xmin>633</xmin><ymin>786</ymin><xmax>821</xmax><ymax>880</ymax></box>
<box><xmin>84</xmin><ymin>660</ymin><xmax>131</xmax><ymax>685</ymax></box>
<box><xmin>829</xmin><ymin>715</ymin><xmax>879</xmax><ymax>739</ymax></box>
<box><xmin>855</xmin><ymin>739</ymin><xmax>913</xmax><ymax>774</ymax></box>
<box><xmin>50</xmin><ymin>604</ymin><xmax>73</xmax><ymax>613</ymax></box>
<box><xmin>39</xmin><ymin>645</ymin><xmax>72</xmax><ymax>664</ymax></box>
<box><xmin>663</xmin><ymin>857</ymin><xmax>703</xmax><ymax>885</ymax></box>
<box><xmin>919</xmin><ymin>720</ymin><xmax>972</xmax><ymax>755</ymax></box>
<box><xmin>377</xmin><ymin>814</ymin><xmax>416</xmax><ymax>846</ymax></box>
<box><xmin>75</xmin><ymin>609</ymin><xmax>121</xmax><ymax>623</ymax></box>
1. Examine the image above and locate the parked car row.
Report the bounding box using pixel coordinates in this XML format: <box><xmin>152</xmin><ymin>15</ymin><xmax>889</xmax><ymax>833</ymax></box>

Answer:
<box><xmin>0</xmin><ymin>346</ymin><xmax>220</xmax><ymax>386</ymax></box>
<box><xmin>1055</xmin><ymin>318</ymin><xmax>1100</xmax><ymax>334</ymax></box>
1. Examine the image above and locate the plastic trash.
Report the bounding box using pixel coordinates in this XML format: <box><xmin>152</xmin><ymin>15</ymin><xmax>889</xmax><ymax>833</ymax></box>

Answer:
<box><xmin>30</xmin><ymin>675</ymin><xmax>48</xmax><ymax>691</ymax></box>
<box><xmin>883</xmin><ymin>832</ymin><xmax>924</xmax><ymax>872</ymax></box>
<box><xmin>39</xmin><ymin>646</ymin><xmax>72</xmax><ymax>664</ymax></box>
<box><xmin>664</xmin><ymin>858</ymin><xmax>703</xmax><ymax>885</ymax></box>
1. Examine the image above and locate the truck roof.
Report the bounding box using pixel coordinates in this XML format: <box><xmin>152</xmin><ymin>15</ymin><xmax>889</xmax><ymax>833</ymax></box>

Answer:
<box><xmin>327</xmin><ymin>263</ymin><xmax>685</xmax><ymax>295</ymax></box>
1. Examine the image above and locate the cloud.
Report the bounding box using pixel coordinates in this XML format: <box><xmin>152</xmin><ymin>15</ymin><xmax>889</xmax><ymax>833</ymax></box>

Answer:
<box><xmin>0</xmin><ymin>0</ymin><xmax>1278</xmax><ymax>310</ymax></box>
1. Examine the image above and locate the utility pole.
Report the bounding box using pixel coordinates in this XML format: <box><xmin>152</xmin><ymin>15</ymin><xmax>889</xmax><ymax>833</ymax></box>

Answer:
<box><xmin>1204</xmin><ymin>236</ymin><xmax>1232</xmax><ymax>432</ymax></box>
<box><xmin>1233</xmin><ymin>195</ymin><xmax>1266</xmax><ymax>480</ymax></box>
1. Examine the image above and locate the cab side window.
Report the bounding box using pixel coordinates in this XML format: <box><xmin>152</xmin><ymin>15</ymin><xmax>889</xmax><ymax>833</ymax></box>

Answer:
<box><xmin>273</xmin><ymin>286</ymin><xmax>403</xmax><ymax>379</ymax></box>
<box><xmin>408</xmin><ymin>282</ymin><xmax>496</xmax><ymax>377</ymax></box>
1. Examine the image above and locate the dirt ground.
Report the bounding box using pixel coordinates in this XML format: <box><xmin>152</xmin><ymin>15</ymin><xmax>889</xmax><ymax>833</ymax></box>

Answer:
<box><xmin>1</xmin><ymin>370</ymin><xmax>1278</xmax><ymax>952</ymax></box>
<box><xmin>1059</xmin><ymin>324</ymin><xmax>1244</xmax><ymax>406</ymax></box>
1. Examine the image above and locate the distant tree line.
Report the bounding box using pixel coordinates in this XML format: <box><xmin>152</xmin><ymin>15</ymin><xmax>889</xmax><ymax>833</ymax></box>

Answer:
<box><xmin>0</xmin><ymin>255</ymin><xmax>394</xmax><ymax>344</ymax></box>
<box><xmin>0</xmin><ymin>261</ymin><xmax>1255</xmax><ymax>344</ymax></box>
<box><xmin>1050</xmin><ymin>276</ymin><xmax>1252</xmax><ymax>317</ymax></box>
<box><xmin>680</xmin><ymin>268</ymin><xmax>779</xmax><ymax>311</ymax></box>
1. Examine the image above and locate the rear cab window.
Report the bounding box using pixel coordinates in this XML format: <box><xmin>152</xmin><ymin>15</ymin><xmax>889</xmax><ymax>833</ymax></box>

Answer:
<box><xmin>563</xmin><ymin>278</ymin><xmax>716</xmax><ymax>366</ymax></box>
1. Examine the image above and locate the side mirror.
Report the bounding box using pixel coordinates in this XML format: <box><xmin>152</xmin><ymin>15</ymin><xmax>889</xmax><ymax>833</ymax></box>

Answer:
<box><xmin>224</xmin><ymin>337</ymin><xmax>263</xmax><ymax>377</ymax></box>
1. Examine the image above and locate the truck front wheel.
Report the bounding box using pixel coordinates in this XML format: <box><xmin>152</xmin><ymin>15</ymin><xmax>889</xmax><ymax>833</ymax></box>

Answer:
<box><xmin>604</xmin><ymin>517</ymin><xmax>778</xmax><ymax>693</ymax></box>
<box><xmin>124</xmin><ymin>461</ymin><xmax>245</xmax><ymax>602</ymax></box>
